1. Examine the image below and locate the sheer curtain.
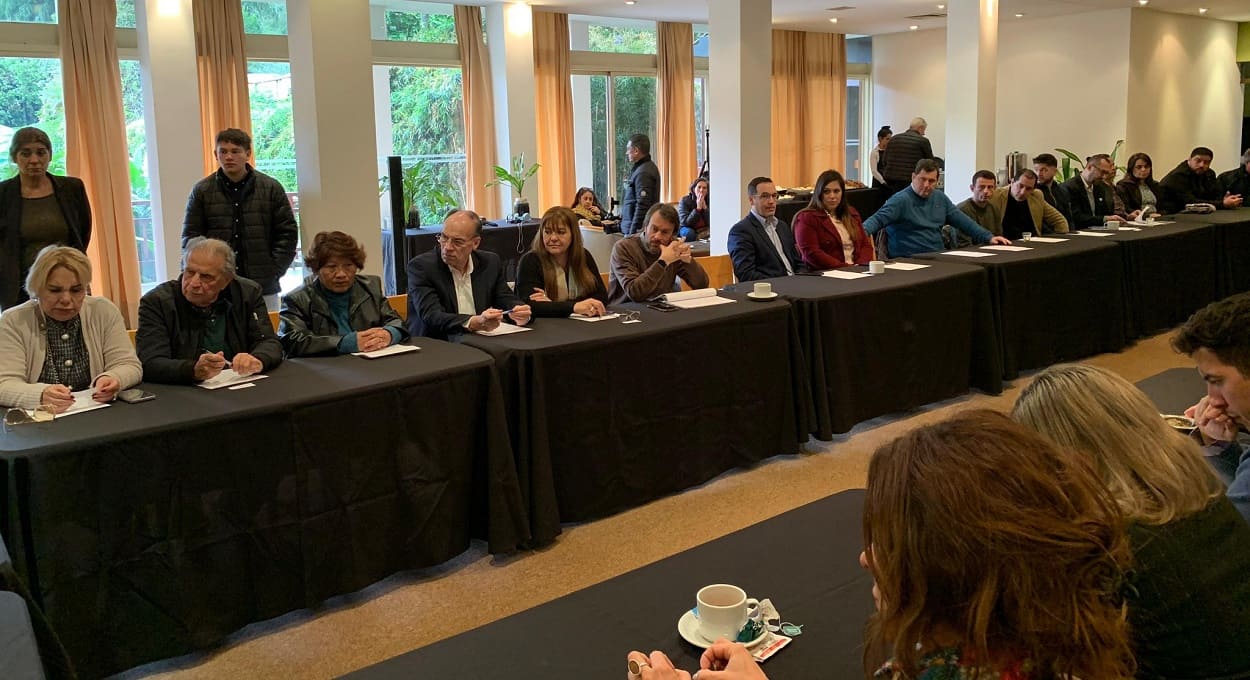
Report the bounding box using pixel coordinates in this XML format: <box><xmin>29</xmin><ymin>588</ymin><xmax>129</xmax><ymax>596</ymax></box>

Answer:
<box><xmin>533</xmin><ymin>11</ymin><xmax>575</xmax><ymax>214</ymax></box>
<box><xmin>657</xmin><ymin>22</ymin><xmax>696</xmax><ymax>203</ymax></box>
<box><xmin>770</xmin><ymin>30</ymin><xmax>848</xmax><ymax>188</ymax></box>
<box><xmin>455</xmin><ymin>5</ymin><xmax>501</xmax><ymax>218</ymax></box>
<box><xmin>194</xmin><ymin>0</ymin><xmax>252</xmax><ymax>176</ymax></box>
<box><xmin>57</xmin><ymin>0</ymin><xmax>142</xmax><ymax>324</ymax></box>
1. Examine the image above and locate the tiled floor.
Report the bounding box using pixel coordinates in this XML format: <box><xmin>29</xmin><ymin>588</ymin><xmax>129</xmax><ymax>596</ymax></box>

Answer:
<box><xmin>117</xmin><ymin>332</ymin><xmax>1193</xmax><ymax>679</ymax></box>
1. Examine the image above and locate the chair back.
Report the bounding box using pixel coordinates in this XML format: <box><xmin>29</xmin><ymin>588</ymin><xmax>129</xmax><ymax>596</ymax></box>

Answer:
<box><xmin>873</xmin><ymin>229</ymin><xmax>890</xmax><ymax>260</ymax></box>
<box><xmin>268</xmin><ymin>310</ymin><xmax>280</xmax><ymax>333</ymax></box>
<box><xmin>386</xmin><ymin>294</ymin><xmax>408</xmax><ymax>322</ymax></box>
<box><xmin>580</xmin><ymin>225</ymin><xmax>622</xmax><ymax>274</ymax></box>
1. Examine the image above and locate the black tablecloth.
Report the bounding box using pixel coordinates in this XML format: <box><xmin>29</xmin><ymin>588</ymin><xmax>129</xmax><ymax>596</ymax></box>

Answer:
<box><xmin>1171</xmin><ymin>208</ymin><xmax>1250</xmax><ymax>299</ymax></box>
<box><xmin>727</xmin><ymin>261</ymin><xmax>1001</xmax><ymax>438</ymax></box>
<box><xmin>776</xmin><ymin>187</ymin><xmax>884</xmax><ymax>226</ymax></box>
<box><xmin>0</xmin><ymin>344</ymin><xmax>528</xmax><ymax>678</ymax></box>
<box><xmin>344</xmin><ymin>489</ymin><xmax>874</xmax><ymax>680</ymax></box>
<box><xmin>462</xmin><ymin>297</ymin><xmax>808</xmax><ymax>545</ymax></box>
<box><xmin>916</xmin><ymin>237</ymin><xmax>1129</xmax><ymax>380</ymax></box>
<box><xmin>1098</xmin><ymin>222</ymin><xmax>1220</xmax><ymax>337</ymax></box>
<box><xmin>1136</xmin><ymin>367</ymin><xmax>1204</xmax><ymax>415</ymax></box>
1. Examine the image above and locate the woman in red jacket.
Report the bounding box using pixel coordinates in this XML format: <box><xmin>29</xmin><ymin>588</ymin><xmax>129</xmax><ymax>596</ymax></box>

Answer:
<box><xmin>792</xmin><ymin>169</ymin><xmax>874</xmax><ymax>270</ymax></box>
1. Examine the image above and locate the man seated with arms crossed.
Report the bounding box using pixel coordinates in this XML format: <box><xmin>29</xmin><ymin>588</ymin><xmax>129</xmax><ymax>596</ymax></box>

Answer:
<box><xmin>863</xmin><ymin>159</ymin><xmax>1011</xmax><ymax>258</ymax></box>
<box><xmin>1033</xmin><ymin>153</ymin><xmax>1074</xmax><ymax>228</ymax></box>
<box><xmin>136</xmin><ymin>236</ymin><xmax>283</xmax><ymax>384</ymax></box>
<box><xmin>988</xmin><ymin>169</ymin><xmax>1069</xmax><ymax>238</ymax></box>
<box><xmin>1063</xmin><ymin>154</ymin><xmax>1132</xmax><ymax>228</ymax></box>
<box><xmin>1172</xmin><ymin>294</ymin><xmax>1250</xmax><ymax>523</ymax></box>
<box><xmin>406</xmin><ymin>209</ymin><xmax>531</xmax><ymax>339</ymax></box>
<box><xmin>956</xmin><ymin>170</ymin><xmax>1001</xmax><ymax>238</ymax></box>
<box><xmin>1159</xmin><ymin>146</ymin><xmax>1244</xmax><ymax>214</ymax></box>
<box><xmin>726</xmin><ymin>176</ymin><xmax>802</xmax><ymax>282</ymax></box>
<box><xmin>608</xmin><ymin>203</ymin><xmax>708</xmax><ymax>304</ymax></box>
<box><xmin>1218</xmin><ymin>148</ymin><xmax>1250</xmax><ymax>199</ymax></box>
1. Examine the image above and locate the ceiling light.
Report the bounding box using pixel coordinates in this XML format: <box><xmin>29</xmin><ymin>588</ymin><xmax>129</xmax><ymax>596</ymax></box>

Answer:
<box><xmin>909</xmin><ymin>25</ymin><xmax>919</xmax><ymax>30</ymax></box>
<box><xmin>1015</xmin><ymin>12</ymin><xmax>1024</xmax><ymax>17</ymax></box>
<box><xmin>937</xmin><ymin>4</ymin><xmax>945</xmax><ymax>8</ymax></box>
<box><xmin>1198</xmin><ymin>7</ymin><xmax>1208</xmax><ymax>12</ymax></box>
<box><xmin>1137</xmin><ymin>0</ymin><xmax>1147</xmax><ymax>5</ymax></box>
<box><xmin>624</xmin><ymin>0</ymin><xmax>635</xmax><ymax>4</ymax></box>
<box><xmin>829</xmin><ymin>17</ymin><xmax>838</xmax><ymax>23</ymax></box>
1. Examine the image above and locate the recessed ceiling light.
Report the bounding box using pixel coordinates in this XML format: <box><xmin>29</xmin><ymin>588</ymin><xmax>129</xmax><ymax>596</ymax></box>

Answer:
<box><xmin>829</xmin><ymin>17</ymin><xmax>838</xmax><ymax>23</ymax></box>
<box><xmin>624</xmin><ymin>0</ymin><xmax>636</xmax><ymax>4</ymax></box>
<box><xmin>1198</xmin><ymin>6</ymin><xmax>1208</xmax><ymax>12</ymax></box>
<box><xmin>1137</xmin><ymin>0</ymin><xmax>1147</xmax><ymax>5</ymax></box>
<box><xmin>909</xmin><ymin>25</ymin><xmax>919</xmax><ymax>30</ymax></box>
<box><xmin>1015</xmin><ymin>12</ymin><xmax>1024</xmax><ymax>17</ymax></box>
<box><xmin>937</xmin><ymin>4</ymin><xmax>945</xmax><ymax>8</ymax></box>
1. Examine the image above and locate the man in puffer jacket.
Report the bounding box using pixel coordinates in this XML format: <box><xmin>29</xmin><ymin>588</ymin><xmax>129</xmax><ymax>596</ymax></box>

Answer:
<box><xmin>182</xmin><ymin>128</ymin><xmax>298</xmax><ymax>311</ymax></box>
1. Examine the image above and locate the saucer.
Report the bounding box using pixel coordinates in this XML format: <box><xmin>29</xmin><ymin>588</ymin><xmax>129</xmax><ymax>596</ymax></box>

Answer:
<box><xmin>746</xmin><ymin>291</ymin><xmax>778</xmax><ymax>301</ymax></box>
<box><xmin>677</xmin><ymin>609</ymin><xmax>768</xmax><ymax>649</ymax></box>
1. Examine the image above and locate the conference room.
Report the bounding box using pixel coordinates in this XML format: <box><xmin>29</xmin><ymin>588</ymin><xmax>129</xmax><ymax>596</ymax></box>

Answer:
<box><xmin>0</xmin><ymin>0</ymin><xmax>1249</xmax><ymax>678</ymax></box>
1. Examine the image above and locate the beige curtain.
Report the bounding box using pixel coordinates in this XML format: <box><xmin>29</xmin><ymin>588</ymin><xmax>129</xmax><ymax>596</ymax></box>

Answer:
<box><xmin>455</xmin><ymin>5</ymin><xmax>500</xmax><ymax>217</ymax></box>
<box><xmin>194</xmin><ymin>0</ymin><xmax>252</xmax><ymax>176</ymax></box>
<box><xmin>533</xmin><ymin>11</ymin><xmax>575</xmax><ymax>214</ymax></box>
<box><xmin>58</xmin><ymin>0</ymin><xmax>142</xmax><ymax>325</ymax></box>
<box><xmin>770</xmin><ymin>30</ymin><xmax>848</xmax><ymax>187</ymax></box>
<box><xmin>657</xmin><ymin>22</ymin><xmax>696</xmax><ymax>203</ymax></box>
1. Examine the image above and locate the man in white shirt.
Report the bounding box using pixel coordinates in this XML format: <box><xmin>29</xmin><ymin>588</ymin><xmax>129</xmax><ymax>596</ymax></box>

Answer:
<box><xmin>727</xmin><ymin>177</ymin><xmax>803</xmax><ymax>282</ymax></box>
<box><xmin>405</xmin><ymin>209</ymin><xmax>531</xmax><ymax>339</ymax></box>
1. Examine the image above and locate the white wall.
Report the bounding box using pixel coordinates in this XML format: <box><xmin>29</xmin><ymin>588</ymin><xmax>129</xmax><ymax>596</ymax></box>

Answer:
<box><xmin>872</xmin><ymin>28</ymin><xmax>947</xmax><ymax>155</ymax></box>
<box><xmin>1126</xmin><ymin>8</ymin><xmax>1242</xmax><ymax>173</ymax></box>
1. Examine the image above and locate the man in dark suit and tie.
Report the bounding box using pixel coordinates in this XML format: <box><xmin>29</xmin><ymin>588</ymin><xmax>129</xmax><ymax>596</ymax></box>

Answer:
<box><xmin>727</xmin><ymin>177</ymin><xmax>803</xmax><ymax>282</ymax></box>
<box><xmin>406</xmin><ymin>209</ymin><xmax>531</xmax><ymax>339</ymax></box>
<box><xmin>1061</xmin><ymin>154</ymin><xmax>1125</xmax><ymax>228</ymax></box>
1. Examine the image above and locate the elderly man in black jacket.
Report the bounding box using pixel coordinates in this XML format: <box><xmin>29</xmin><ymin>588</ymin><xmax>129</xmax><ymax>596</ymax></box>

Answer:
<box><xmin>880</xmin><ymin>117</ymin><xmax>934</xmax><ymax>194</ymax></box>
<box><xmin>136</xmin><ymin>237</ymin><xmax>283</xmax><ymax>384</ymax></box>
<box><xmin>1159</xmin><ymin>146</ymin><xmax>1244</xmax><ymax>213</ymax></box>
<box><xmin>619</xmin><ymin>133</ymin><xmax>660</xmax><ymax>236</ymax></box>
<box><xmin>182</xmin><ymin>128</ymin><xmax>298</xmax><ymax>311</ymax></box>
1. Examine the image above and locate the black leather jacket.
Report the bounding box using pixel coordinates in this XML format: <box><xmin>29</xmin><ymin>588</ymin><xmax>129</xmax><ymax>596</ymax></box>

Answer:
<box><xmin>278</xmin><ymin>274</ymin><xmax>407</xmax><ymax>357</ymax></box>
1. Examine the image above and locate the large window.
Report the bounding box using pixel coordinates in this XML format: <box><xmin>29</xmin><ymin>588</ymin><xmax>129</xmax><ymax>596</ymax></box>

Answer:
<box><xmin>0</xmin><ymin>57</ymin><xmax>64</xmax><ymax>180</ymax></box>
<box><xmin>386</xmin><ymin>65</ymin><xmax>466</xmax><ymax>221</ymax></box>
<box><xmin>120</xmin><ymin>59</ymin><xmax>156</xmax><ymax>286</ymax></box>
<box><xmin>573</xmin><ymin>73</ymin><xmax>656</xmax><ymax>205</ymax></box>
<box><xmin>586</xmin><ymin>23</ymin><xmax>656</xmax><ymax>54</ymax></box>
<box><xmin>0</xmin><ymin>1</ymin><xmax>56</xmax><ymax>23</ymax></box>
<box><xmin>242</xmin><ymin>0</ymin><xmax>287</xmax><ymax>35</ymax></box>
<box><xmin>247</xmin><ymin>61</ymin><xmax>302</xmax><ymax>292</ymax></box>
<box><xmin>846</xmin><ymin>78</ymin><xmax>863</xmax><ymax>184</ymax></box>
<box><xmin>379</xmin><ymin>2</ymin><xmax>456</xmax><ymax>43</ymax></box>
<box><xmin>694</xmin><ymin>75</ymin><xmax>707</xmax><ymax>176</ymax></box>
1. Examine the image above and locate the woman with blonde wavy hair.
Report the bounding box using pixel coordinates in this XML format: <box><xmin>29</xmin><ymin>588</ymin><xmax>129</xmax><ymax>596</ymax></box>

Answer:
<box><xmin>1013</xmin><ymin>364</ymin><xmax>1250</xmax><ymax>679</ymax></box>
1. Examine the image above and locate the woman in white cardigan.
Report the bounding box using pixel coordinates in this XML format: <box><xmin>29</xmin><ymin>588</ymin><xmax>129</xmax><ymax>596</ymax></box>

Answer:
<box><xmin>0</xmin><ymin>245</ymin><xmax>141</xmax><ymax>412</ymax></box>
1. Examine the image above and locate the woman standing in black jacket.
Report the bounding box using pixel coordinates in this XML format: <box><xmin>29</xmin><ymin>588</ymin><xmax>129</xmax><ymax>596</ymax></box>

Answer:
<box><xmin>0</xmin><ymin>127</ymin><xmax>92</xmax><ymax>310</ymax></box>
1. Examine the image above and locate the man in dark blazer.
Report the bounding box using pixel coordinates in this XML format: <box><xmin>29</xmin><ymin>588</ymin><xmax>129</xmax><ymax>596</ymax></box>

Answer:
<box><xmin>727</xmin><ymin>177</ymin><xmax>802</xmax><ymax>282</ymax></box>
<box><xmin>406</xmin><ymin>209</ymin><xmax>531</xmax><ymax>339</ymax></box>
<box><xmin>1033</xmin><ymin>153</ymin><xmax>1074</xmax><ymax>229</ymax></box>
<box><xmin>1061</xmin><ymin>154</ymin><xmax>1124</xmax><ymax>228</ymax></box>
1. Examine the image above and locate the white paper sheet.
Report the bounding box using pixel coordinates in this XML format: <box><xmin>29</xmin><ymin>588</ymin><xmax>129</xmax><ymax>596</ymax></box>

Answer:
<box><xmin>1126</xmin><ymin>220</ymin><xmax>1174</xmax><ymax>227</ymax></box>
<box><xmin>980</xmin><ymin>245</ymin><xmax>1031</xmax><ymax>252</ymax></box>
<box><xmin>54</xmin><ymin>389</ymin><xmax>111</xmax><ymax>418</ymax></box>
<box><xmin>197</xmin><ymin>369</ymin><xmax>270</xmax><ymax>390</ymax></box>
<box><xmin>475</xmin><ymin>323</ymin><xmax>533</xmax><ymax>336</ymax></box>
<box><xmin>822</xmin><ymin>270</ymin><xmax>872</xmax><ymax>279</ymax></box>
<box><xmin>662</xmin><ymin>288</ymin><xmax>719</xmax><ymax>302</ymax></box>
<box><xmin>941</xmin><ymin>250</ymin><xmax>995</xmax><ymax>258</ymax></box>
<box><xmin>352</xmin><ymin>344</ymin><xmax>420</xmax><ymax>359</ymax></box>
<box><xmin>1072</xmin><ymin>231</ymin><xmax>1113</xmax><ymax>237</ymax></box>
<box><xmin>569</xmin><ymin>313</ymin><xmax>622</xmax><ymax>322</ymax></box>
<box><xmin>668</xmin><ymin>295</ymin><xmax>736</xmax><ymax>309</ymax></box>
<box><xmin>1025</xmin><ymin>237</ymin><xmax>1066</xmax><ymax>243</ymax></box>
<box><xmin>883</xmin><ymin>262</ymin><xmax>929</xmax><ymax>271</ymax></box>
<box><xmin>1116</xmin><ymin>226</ymin><xmax>1141</xmax><ymax>232</ymax></box>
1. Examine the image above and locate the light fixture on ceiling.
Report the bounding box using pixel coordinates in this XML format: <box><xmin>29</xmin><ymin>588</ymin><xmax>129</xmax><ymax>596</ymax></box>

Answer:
<box><xmin>830</xmin><ymin>17</ymin><xmax>838</xmax><ymax>23</ymax></box>
<box><xmin>909</xmin><ymin>25</ymin><xmax>919</xmax><ymax>30</ymax></box>
<box><xmin>937</xmin><ymin>4</ymin><xmax>945</xmax><ymax>8</ymax></box>
<box><xmin>1198</xmin><ymin>7</ymin><xmax>1208</xmax><ymax>13</ymax></box>
<box><xmin>1015</xmin><ymin>12</ymin><xmax>1024</xmax><ymax>17</ymax></box>
<box><xmin>1137</xmin><ymin>0</ymin><xmax>1147</xmax><ymax>5</ymax></box>
<box><xmin>624</xmin><ymin>0</ymin><xmax>636</xmax><ymax>4</ymax></box>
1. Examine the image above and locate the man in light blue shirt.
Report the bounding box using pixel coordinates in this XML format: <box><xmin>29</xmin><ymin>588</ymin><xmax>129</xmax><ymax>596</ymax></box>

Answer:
<box><xmin>863</xmin><ymin>159</ymin><xmax>1011</xmax><ymax>257</ymax></box>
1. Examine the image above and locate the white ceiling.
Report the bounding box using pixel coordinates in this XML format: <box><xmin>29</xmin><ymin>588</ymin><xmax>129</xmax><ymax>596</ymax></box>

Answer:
<box><xmin>512</xmin><ymin>0</ymin><xmax>1250</xmax><ymax>36</ymax></box>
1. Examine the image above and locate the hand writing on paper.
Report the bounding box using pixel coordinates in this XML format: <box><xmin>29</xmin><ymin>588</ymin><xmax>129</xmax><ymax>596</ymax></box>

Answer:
<box><xmin>194</xmin><ymin>352</ymin><xmax>228</xmax><ymax>381</ymax></box>
<box><xmin>40</xmin><ymin>384</ymin><xmax>73</xmax><ymax>413</ymax></box>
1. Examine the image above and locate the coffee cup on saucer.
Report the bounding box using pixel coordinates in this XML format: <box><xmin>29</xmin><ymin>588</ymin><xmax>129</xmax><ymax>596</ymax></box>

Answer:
<box><xmin>753</xmin><ymin>282</ymin><xmax>772</xmax><ymax>296</ymax></box>
<box><xmin>868</xmin><ymin>260</ymin><xmax>885</xmax><ymax>274</ymax></box>
<box><xmin>695</xmin><ymin>584</ymin><xmax>759</xmax><ymax>642</ymax></box>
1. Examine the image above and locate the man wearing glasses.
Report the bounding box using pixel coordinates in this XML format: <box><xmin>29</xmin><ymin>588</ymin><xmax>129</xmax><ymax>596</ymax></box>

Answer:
<box><xmin>726</xmin><ymin>176</ymin><xmax>802</xmax><ymax>282</ymax></box>
<box><xmin>1061</xmin><ymin>154</ymin><xmax>1124</xmax><ymax>228</ymax></box>
<box><xmin>406</xmin><ymin>209</ymin><xmax>532</xmax><ymax>339</ymax></box>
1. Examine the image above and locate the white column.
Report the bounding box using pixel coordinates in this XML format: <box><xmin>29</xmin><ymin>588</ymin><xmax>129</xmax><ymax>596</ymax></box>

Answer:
<box><xmin>287</xmin><ymin>0</ymin><xmax>383</xmax><ymax>270</ymax></box>
<box><xmin>944</xmin><ymin>0</ymin><xmax>998</xmax><ymax>199</ymax></box>
<box><xmin>135</xmin><ymin>0</ymin><xmax>203</xmax><ymax>282</ymax></box>
<box><xmin>570</xmin><ymin>20</ymin><xmax>592</xmax><ymax>190</ymax></box>
<box><xmin>485</xmin><ymin>3</ymin><xmax>540</xmax><ymax>215</ymax></box>
<box><xmin>707</xmin><ymin>0</ymin><xmax>771</xmax><ymax>255</ymax></box>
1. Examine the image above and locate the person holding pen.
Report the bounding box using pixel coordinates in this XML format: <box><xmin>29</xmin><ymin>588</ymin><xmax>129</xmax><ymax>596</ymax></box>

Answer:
<box><xmin>136</xmin><ymin>236</ymin><xmax>282</xmax><ymax>384</ymax></box>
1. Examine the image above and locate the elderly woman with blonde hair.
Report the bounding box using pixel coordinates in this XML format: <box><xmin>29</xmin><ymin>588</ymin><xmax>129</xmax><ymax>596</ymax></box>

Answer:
<box><xmin>0</xmin><ymin>245</ymin><xmax>141</xmax><ymax>412</ymax></box>
<box><xmin>1012</xmin><ymin>363</ymin><xmax>1250</xmax><ymax>680</ymax></box>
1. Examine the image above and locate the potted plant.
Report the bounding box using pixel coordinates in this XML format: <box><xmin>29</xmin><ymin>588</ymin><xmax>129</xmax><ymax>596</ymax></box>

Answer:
<box><xmin>379</xmin><ymin>158</ymin><xmax>459</xmax><ymax>229</ymax></box>
<box><xmin>486</xmin><ymin>153</ymin><xmax>540</xmax><ymax>220</ymax></box>
<box><xmin>1055</xmin><ymin>139</ymin><xmax>1125</xmax><ymax>183</ymax></box>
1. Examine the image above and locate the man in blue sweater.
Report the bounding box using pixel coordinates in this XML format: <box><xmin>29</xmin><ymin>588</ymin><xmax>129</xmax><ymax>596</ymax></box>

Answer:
<box><xmin>864</xmin><ymin>159</ymin><xmax>1011</xmax><ymax>257</ymax></box>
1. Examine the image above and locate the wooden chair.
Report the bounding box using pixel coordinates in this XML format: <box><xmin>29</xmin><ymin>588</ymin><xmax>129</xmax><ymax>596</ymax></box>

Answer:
<box><xmin>387</xmin><ymin>294</ymin><xmax>408</xmax><ymax>322</ymax></box>
<box><xmin>127</xmin><ymin>328</ymin><xmax>136</xmax><ymax>346</ymax></box>
<box><xmin>682</xmin><ymin>253</ymin><xmax>736</xmax><ymax>290</ymax></box>
<box><xmin>268</xmin><ymin>310</ymin><xmax>280</xmax><ymax>332</ymax></box>
<box><xmin>600</xmin><ymin>272</ymin><xmax>610</xmax><ymax>290</ymax></box>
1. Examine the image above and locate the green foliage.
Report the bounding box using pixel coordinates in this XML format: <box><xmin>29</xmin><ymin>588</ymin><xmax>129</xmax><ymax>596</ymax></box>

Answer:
<box><xmin>242</xmin><ymin>0</ymin><xmax>287</xmax><ymax>35</ymax></box>
<box><xmin>380</xmin><ymin>159</ymin><xmax>458</xmax><ymax>226</ymax></box>
<box><xmin>486</xmin><ymin>154</ymin><xmax>540</xmax><ymax>198</ymax></box>
<box><xmin>115</xmin><ymin>0</ymin><xmax>135</xmax><ymax>28</ymax></box>
<box><xmin>588</xmin><ymin>25</ymin><xmax>656</xmax><ymax>54</ymax></box>
<box><xmin>385</xmin><ymin>10</ymin><xmax>456</xmax><ymax>43</ymax></box>
<box><xmin>0</xmin><ymin>0</ymin><xmax>56</xmax><ymax>23</ymax></box>
<box><xmin>1054</xmin><ymin>140</ymin><xmax>1126</xmax><ymax>183</ymax></box>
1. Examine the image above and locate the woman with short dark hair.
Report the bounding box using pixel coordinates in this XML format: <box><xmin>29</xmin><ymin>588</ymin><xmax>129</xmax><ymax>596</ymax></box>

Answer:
<box><xmin>0</xmin><ymin>126</ymin><xmax>93</xmax><ymax>310</ymax></box>
<box><xmin>278</xmin><ymin>231</ymin><xmax>407</xmax><ymax>357</ymax></box>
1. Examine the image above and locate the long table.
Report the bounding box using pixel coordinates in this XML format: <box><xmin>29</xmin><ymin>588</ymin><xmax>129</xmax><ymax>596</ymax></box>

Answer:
<box><xmin>916</xmin><ymin>237</ymin><xmax>1129</xmax><ymax>379</ymax></box>
<box><xmin>462</xmin><ymin>296</ymin><xmax>808</xmax><ymax>545</ymax></box>
<box><xmin>1170</xmin><ymin>207</ymin><xmax>1250</xmax><ymax>299</ymax></box>
<box><xmin>726</xmin><ymin>260</ymin><xmax>1001</xmax><ymax>438</ymax></box>
<box><xmin>345</xmin><ymin>489</ymin><xmax>874</xmax><ymax>680</ymax></box>
<box><xmin>0</xmin><ymin>344</ymin><xmax>528</xmax><ymax>678</ymax></box>
<box><xmin>1099</xmin><ymin>221</ymin><xmax>1220</xmax><ymax>337</ymax></box>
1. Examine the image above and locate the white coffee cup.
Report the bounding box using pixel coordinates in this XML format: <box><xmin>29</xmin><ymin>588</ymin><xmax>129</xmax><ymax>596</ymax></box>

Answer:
<box><xmin>752</xmin><ymin>282</ymin><xmax>772</xmax><ymax>297</ymax></box>
<box><xmin>1102</xmin><ymin>220</ymin><xmax>1119</xmax><ymax>231</ymax></box>
<box><xmin>1021</xmin><ymin>232</ymin><xmax>1032</xmax><ymax>241</ymax></box>
<box><xmin>868</xmin><ymin>260</ymin><xmax>885</xmax><ymax>274</ymax></box>
<box><xmin>695</xmin><ymin>584</ymin><xmax>759</xmax><ymax>643</ymax></box>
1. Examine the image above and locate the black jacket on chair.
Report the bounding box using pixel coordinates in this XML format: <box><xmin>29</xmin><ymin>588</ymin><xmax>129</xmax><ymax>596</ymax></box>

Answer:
<box><xmin>1062</xmin><ymin>175</ymin><xmax>1115</xmax><ymax>228</ymax></box>
<box><xmin>0</xmin><ymin>173</ymin><xmax>92</xmax><ymax>310</ymax></box>
<box><xmin>727</xmin><ymin>212</ymin><xmax>802</xmax><ymax>282</ymax></box>
<box><xmin>406</xmin><ymin>249</ymin><xmax>523</xmax><ymax>340</ymax></box>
